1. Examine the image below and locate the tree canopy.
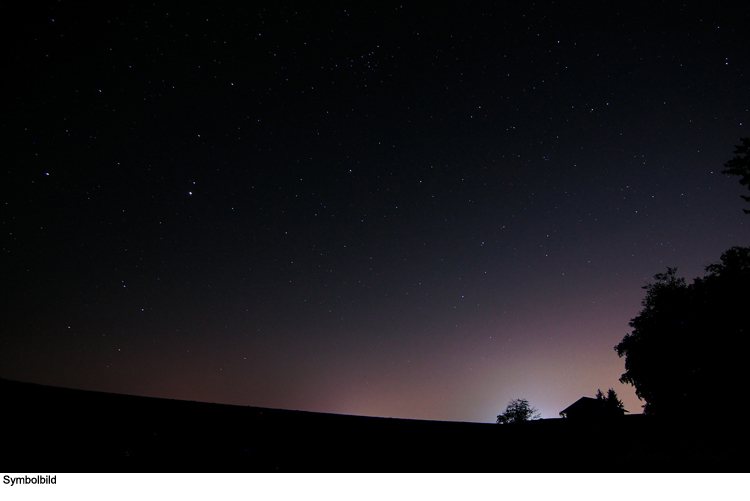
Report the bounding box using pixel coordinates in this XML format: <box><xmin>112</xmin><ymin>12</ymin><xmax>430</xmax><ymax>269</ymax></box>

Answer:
<box><xmin>596</xmin><ymin>388</ymin><xmax>625</xmax><ymax>413</ymax></box>
<box><xmin>723</xmin><ymin>137</ymin><xmax>750</xmax><ymax>213</ymax></box>
<box><xmin>496</xmin><ymin>398</ymin><xmax>541</xmax><ymax>424</ymax></box>
<box><xmin>615</xmin><ymin>246</ymin><xmax>750</xmax><ymax>416</ymax></box>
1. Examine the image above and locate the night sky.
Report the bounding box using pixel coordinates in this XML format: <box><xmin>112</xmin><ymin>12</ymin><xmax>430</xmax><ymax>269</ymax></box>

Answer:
<box><xmin>3</xmin><ymin>1</ymin><xmax>749</xmax><ymax>423</ymax></box>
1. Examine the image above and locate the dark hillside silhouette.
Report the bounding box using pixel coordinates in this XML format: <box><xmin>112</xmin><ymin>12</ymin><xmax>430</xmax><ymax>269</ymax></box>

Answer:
<box><xmin>1</xmin><ymin>379</ymin><xmax>745</xmax><ymax>472</ymax></box>
<box><xmin>615</xmin><ymin>247</ymin><xmax>750</xmax><ymax>416</ymax></box>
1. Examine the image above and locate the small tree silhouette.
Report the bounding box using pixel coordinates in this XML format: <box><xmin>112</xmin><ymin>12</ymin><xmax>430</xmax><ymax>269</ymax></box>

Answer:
<box><xmin>496</xmin><ymin>398</ymin><xmax>541</xmax><ymax>424</ymax></box>
<box><xmin>596</xmin><ymin>388</ymin><xmax>625</xmax><ymax>412</ymax></box>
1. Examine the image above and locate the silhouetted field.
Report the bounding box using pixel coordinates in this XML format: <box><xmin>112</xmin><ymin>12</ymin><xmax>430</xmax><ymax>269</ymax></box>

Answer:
<box><xmin>2</xmin><ymin>379</ymin><xmax>745</xmax><ymax>472</ymax></box>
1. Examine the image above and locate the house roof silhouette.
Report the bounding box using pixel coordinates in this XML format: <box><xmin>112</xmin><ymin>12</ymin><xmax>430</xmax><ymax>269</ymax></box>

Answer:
<box><xmin>559</xmin><ymin>396</ymin><xmax>628</xmax><ymax>419</ymax></box>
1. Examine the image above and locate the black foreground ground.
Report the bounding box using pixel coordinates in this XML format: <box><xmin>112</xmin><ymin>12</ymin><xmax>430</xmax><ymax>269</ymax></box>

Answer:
<box><xmin>2</xmin><ymin>379</ymin><xmax>745</xmax><ymax>472</ymax></box>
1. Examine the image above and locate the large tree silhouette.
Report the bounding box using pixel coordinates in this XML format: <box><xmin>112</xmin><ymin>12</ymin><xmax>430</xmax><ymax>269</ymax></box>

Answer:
<box><xmin>723</xmin><ymin>137</ymin><xmax>750</xmax><ymax>213</ymax></box>
<box><xmin>615</xmin><ymin>247</ymin><xmax>750</xmax><ymax>416</ymax></box>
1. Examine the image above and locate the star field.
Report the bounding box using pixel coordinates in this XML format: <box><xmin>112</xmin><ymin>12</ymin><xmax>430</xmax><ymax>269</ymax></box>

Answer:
<box><xmin>2</xmin><ymin>1</ymin><xmax>748</xmax><ymax>422</ymax></box>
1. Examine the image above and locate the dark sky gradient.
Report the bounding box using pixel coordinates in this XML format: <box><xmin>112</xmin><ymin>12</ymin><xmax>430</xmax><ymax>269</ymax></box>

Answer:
<box><xmin>3</xmin><ymin>1</ymin><xmax>749</xmax><ymax>422</ymax></box>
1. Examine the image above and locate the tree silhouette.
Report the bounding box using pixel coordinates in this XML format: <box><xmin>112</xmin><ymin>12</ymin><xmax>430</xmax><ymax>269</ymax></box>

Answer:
<box><xmin>615</xmin><ymin>247</ymin><xmax>750</xmax><ymax>416</ymax></box>
<box><xmin>596</xmin><ymin>388</ymin><xmax>625</xmax><ymax>413</ymax></box>
<box><xmin>723</xmin><ymin>137</ymin><xmax>750</xmax><ymax>213</ymax></box>
<box><xmin>496</xmin><ymin>398</ymin><xmax>541</xmax><ymax>424</ymax></box>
